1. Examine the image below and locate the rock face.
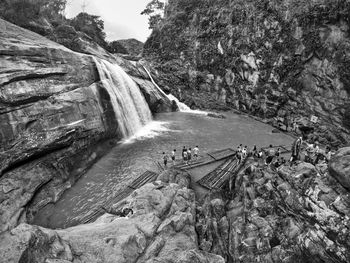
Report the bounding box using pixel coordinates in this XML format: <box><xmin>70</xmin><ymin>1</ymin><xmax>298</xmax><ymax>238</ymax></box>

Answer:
<box><xmin>0</xmin><ymin>180</ymin><xmax>224</xmax><ymax>263</ymax></box>
<box><xmin>0</xmin><ymin>18</ymin><xmax>173</xmax><ymax>233</ymax></box>
<box><xmin>329</xmin><ymin>147</ymin><xmax>350</xmax><ymax>189</ymax></box>
<box><xmin>144</xmin><ymin>0</ymin><xmax>350</xmax><ymax>145</ymax></box>
<box><xmin>195</xmin><ymin>158</ymin><xmax>350</xmax><ymax>262</ymax></box>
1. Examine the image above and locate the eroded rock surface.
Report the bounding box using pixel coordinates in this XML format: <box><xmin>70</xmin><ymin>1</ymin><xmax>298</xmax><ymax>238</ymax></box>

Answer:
<box><xmin>0</xmin><ymin>18</ymin><xmax>172</xmax><ymax>233</ymax></box>
<box><xmin>0</xmin><ymin>181</ymin><xmax>224</xmax><ymax>263</ymax></box>
<box><xmin>196</xmin><ymin>157</ymin><xmax>350</xmax><ymax>262</ymax></box>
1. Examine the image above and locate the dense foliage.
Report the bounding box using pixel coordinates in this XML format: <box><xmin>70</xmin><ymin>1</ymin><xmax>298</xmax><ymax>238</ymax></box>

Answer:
<box><xmin>0</xmin><ymin>0</ymin><xmax>118</xmax><ymax>53</ymax></box>
<box><xmin>0</xmin><ymin>0</ymin><xmax>66</xmax><ymax>27</ymax></box>
<box><xmin>141</xmin><ymin>0</ymin><xmax>164</xmax><ymax>29</ymax></box>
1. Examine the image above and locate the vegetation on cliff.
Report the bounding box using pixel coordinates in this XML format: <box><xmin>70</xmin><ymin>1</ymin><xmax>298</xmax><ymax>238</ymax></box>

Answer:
<box><xmin>143</xmin><ymin>0</ymin><xmax>350</xmax><ymax>146</ymax></box>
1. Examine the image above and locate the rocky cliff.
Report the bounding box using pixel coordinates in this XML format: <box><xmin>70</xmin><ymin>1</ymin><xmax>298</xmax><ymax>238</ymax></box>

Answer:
<box><xmin>0</xmin><ymin>18</ymin><xmax>173</xmax><ymax>233</ymax></box>
<box><xmin>144</xmin><ymin>0</ymin><xmax>350</xmax><ymax>146</ymax></box>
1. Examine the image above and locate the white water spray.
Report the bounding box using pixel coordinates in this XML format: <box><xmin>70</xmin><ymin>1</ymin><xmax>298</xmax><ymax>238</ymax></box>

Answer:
<box><xmin>94</xmin><ymin>59</ymin><xmax>153</xmax><ymax>137</ymax></box>
<box><xmin>142</xmin><ymin>65</ymin><xmax>207</xmax><ymax>115</ymax></box>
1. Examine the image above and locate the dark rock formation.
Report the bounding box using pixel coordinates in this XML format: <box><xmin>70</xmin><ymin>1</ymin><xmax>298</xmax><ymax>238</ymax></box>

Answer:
<box><xmin>144</xmin><ymin>0</ymin><xmax>350</xmax><ymax>146</ymax></box>
<box><xmin>0</xmin><ymin>18</ymin><xmax>172</xmax><ymax>233</ymax></box>
<box><xmin>195</xmin><ymin>157</ymin><xmax>350</xmax><ymax>262</ymax></box>
<box><xmin>329</xmin><ymin>147</ymin><xmax>350</xmax><ymax>190</ymax></box>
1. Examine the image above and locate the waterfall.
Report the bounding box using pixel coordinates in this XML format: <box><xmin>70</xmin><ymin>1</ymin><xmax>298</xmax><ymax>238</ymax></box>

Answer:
<box><xmin>94</xmin><ymin>59</ymin><xmax>152</xmax><ymax>137</ymax></box>
<box><xmin>141</xmin><ymin>65</ymin><xmax>207</xmax><ymax>115</ymax></box>
<box><xmin>166</xmin><ymin>94</ymin><xmax>191</xmax><ymax>112</ymax></box>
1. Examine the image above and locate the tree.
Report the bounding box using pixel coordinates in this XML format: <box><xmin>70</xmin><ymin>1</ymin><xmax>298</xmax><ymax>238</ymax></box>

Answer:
<box><xmin>107</xmin><ymin>41</ymin><xmax>129</xmax><ymax>54</ymax></box>
<box><xmin>141</xmin><ymin>0</ymin><xmax>165</xmax><ymax>29</ymax></box>
<box><xmin>0</xmin><ymin>0</ymin><xmax>66</xmax><ymax>28</ymax></box>
<box><xmin>70</xmin><ymin>12</ymin><xmax>107</xmax><ymax>47</ymax></box>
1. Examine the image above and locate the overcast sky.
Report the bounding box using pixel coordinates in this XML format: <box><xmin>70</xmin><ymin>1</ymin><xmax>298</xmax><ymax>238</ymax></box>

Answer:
<box><xmin>65</xmin><ymin>0</ymin><xmax>153</xmax><ymax>42</ymax></box>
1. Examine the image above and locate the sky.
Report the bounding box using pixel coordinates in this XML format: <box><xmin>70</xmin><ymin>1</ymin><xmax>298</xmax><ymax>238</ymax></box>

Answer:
<box><xmin>65</xmin><ymin>0</ymin><xmax>153</xmax><ymax>42</ymax></box>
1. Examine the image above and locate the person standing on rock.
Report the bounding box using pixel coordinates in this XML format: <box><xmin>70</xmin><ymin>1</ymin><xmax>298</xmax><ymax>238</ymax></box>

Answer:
<box><xmin>182</xmin><ymin>146</ymin><xmax>187</xmax><ymax>162</ymax></box>
<box><xmin>183</xmin><ymin>150</ymin><xmax>188</xmax><ymax>165</ymax></box>
<box><xmin>163</xmin><ymin>152</ymin><xmax>169</xmax><ymax>168</ymax></box>
<box><xmin>252</xmin><ymin>145</ymin><xmax>258</xmax><ymax>157</ymax></box>
<box><xmin>193</xmin><ymin>146</ymin><xmax>199</xmax><ymax>161</ymax></box>
<box><xmin>187</xmin><ymin>148</ymin><xmax>192</xmax><ymax>163</ymax></box>
<box><xmin>290</xmin><ymin>136</ymin><xmax>302</xmax><ymax>165</ymax></box>
<box><xmin>171</xmin><ymin>149</ymin><xmax>176</xmax><ymax>165</ymax></box>
<box><xmin>275</xmin><ymin>147</ymin><xmax>281</xmax><ymax>157</ymax></box>
<box><xmin>242</xmin><ymin>146</ymin><xmax>248</xmax><ymax>158</ymax></box>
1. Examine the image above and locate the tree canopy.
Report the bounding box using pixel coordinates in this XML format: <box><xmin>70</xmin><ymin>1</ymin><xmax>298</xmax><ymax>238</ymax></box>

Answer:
<box><xmin>141</xmin><ymin>0</ymin><xmax>165</xmax><ymax>29</ymax></box>
<box><xmin>70</xmin><ymin>12</ymin><xmax>107</xmax><ymax>47</ymax></box>
<box><xmin>0</xmin><ymin>0</ymin><xmax>67</xmax><ymax>26</ymax></box>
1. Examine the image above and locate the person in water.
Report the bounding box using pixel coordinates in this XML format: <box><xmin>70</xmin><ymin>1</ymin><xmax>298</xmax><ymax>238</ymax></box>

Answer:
<box><xmin>171</xmin><ymin>149</ymin><xmax>176</xmax><ymax>165</ymax></box>
<box><xmin>163</xmin><ymin>152</ymin><xmax>169</xmax><ymax>167</ymax></box>
<box><xmin>193</xmin><ymin>146</ymin><xmax>199</xmax><ymax>161</ymax></box>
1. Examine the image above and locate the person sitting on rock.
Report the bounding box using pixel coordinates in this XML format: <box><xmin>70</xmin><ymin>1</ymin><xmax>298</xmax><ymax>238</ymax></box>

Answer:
<box><xmin>280</xmin><ymin>157</ymin><xmax>286</xmax><ymax>165</ymax></box>
<box><xmin>122</xmin><ymin>208</ymin><xmax>133</xmax><ymax>217</ymax></box>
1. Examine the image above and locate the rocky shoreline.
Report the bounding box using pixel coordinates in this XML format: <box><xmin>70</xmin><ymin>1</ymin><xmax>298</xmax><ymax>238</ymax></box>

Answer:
<box><xmin>1</xmin><ymin>145</ymin><xmax>350</xmax><ymax>262</ymax></box>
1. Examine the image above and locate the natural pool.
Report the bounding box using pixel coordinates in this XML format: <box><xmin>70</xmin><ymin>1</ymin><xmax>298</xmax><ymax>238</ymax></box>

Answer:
<box><xmin>33</xmin><ymin>111</ymin><xmax>294</xmax><ymax>229</ymax></box>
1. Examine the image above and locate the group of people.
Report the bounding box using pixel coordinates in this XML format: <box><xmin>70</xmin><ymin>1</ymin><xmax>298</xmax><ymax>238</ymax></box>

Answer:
<box><xmin>236</xmin><ymin>144</ymin><xmax>264</xmax><ymax>161</ymax></box>
<box><xmin>237</xmin><ymin>143</ymin><xmax>286</xmax><ymax>168</ymax></box>
<box><xmin>161</xmin><ymin>138</ymin><xmax>335</xmax><ymax>169</ymax></box>
<box><xmin>162</xmin><ymin>146</ymin><xmax>200</xmax><ymax>167</ymax></box>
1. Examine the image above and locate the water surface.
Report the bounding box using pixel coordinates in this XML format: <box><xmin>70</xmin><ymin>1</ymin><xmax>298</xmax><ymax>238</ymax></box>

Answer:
<box><xmin>33</xmin><ymin>112</ymin><xmax>294</xmax><ymax>229</ymax></box>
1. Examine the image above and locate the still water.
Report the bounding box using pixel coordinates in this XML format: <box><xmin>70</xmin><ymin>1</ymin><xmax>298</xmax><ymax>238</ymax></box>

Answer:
<box><xmin>33</xmin><ymin>111</ymin><xmax>294</xmax><ymax>229</ymax></box>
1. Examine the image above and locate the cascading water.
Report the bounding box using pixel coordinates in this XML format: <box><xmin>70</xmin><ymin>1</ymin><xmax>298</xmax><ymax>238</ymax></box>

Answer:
<box><xmin>94</xmin><ymin>59</ymin><xmax>152</xmax><ymax>137</ymax></box>
<box><xmin>142</xmin><ymin>65</ymin><xmax>207</xmax><ymax>115</ymax></box>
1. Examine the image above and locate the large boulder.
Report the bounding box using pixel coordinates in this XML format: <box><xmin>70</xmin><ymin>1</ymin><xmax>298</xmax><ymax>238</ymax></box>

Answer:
<box><xmin>329</xmin><ymin>147</ymin><xmax>350</xmax><ymax>190</ymax></box>
<box><xmin>0</xmin><ymin>18</ymin><xmax>173</xmax><ymax>233</ymax></box>
<box><xmin>0</xmin><ymin>182</ymin><xmax>224</xmax><ymax>263</ymax></box>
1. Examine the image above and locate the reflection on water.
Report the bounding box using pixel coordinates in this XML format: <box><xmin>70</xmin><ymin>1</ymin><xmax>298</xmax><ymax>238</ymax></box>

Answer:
<box><xmin>33</xmin><ymin>112</ymin><xmax>294</xmax><ymax>229</ymax></box>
